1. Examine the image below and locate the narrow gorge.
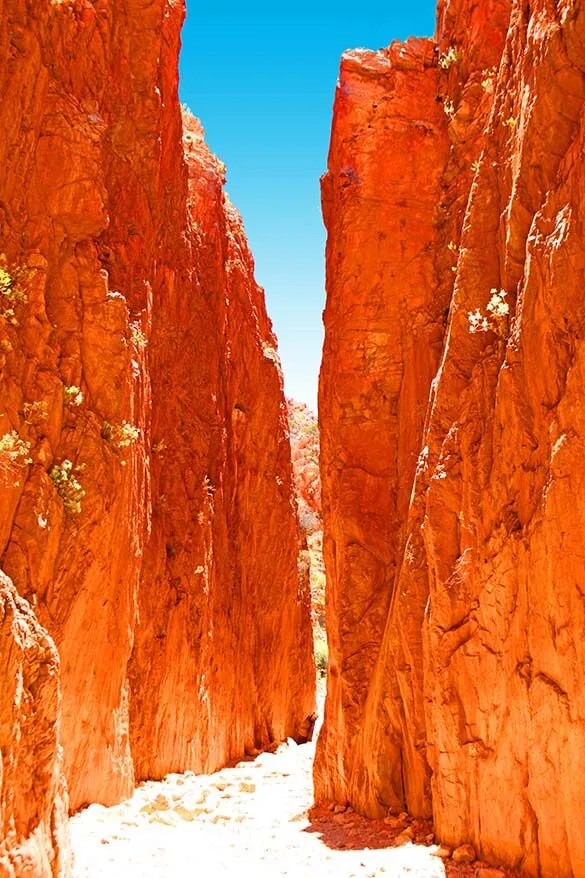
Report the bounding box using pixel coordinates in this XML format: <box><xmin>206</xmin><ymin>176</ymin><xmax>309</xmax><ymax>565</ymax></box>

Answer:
<box><xmin>2</xmin><ymin>0</ymin><xmax>585</xmax><ymax>877</ymax></box>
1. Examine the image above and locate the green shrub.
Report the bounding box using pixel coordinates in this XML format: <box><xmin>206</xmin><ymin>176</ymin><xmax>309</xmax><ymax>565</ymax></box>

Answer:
<box><xmin>314</xmin><ymin>637</ymin><xmax>328</xmax><ymax>677</ymax></box>
<box><xmin>64</xmin><ymin>385</ymin><xmax>83</xmax><ymax>406</ymax></box>
<box><xmin>49</xmin><ymin>459</ymin><xmax>85</xmax><ymax>514</ymax></box>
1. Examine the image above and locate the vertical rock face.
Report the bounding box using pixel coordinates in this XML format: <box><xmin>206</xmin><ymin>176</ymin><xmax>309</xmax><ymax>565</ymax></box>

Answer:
<box><xmin>288</xmin><ymin>400</ymin><xmax>321</xmax><ymax>525</ymax></box>
<box><xmin>287</xmin><ymin>400</ymin><xmax>325</xmax><ymax>643</ymax></box>
<box><xmin>315</xmin><ymin>36</ymin><xmax>450</xmax><ymax>811</ymax></box>
<box><xmin>0</xmin><ymin>0</ymin><xmax>314</xmax><ymax>858</ymax></box>
<box><xmin>129</xmin><ymin>116</ymin><xmax>315</xmax><ymax>777</ymax></box>
<box><xmin>318</xmin><ymin>0</ymin><xmax>585</xmax><ymax>874</ymax></box>
<box><xmin>424</xmin><ymin>2</ymin><xmax>585</xmax><ymax>874</ymax></box>
<box><xmin>0</xmin><ymin>571</ymin><xmax>69</xmax><ymax>877</ymax></box>
<box><xmin>0</xmin><ymin>0</ymin><xmax>166</xmax><ymax>812</ymax></box>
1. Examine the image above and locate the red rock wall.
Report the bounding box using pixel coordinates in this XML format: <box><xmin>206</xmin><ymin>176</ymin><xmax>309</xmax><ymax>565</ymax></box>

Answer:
<box><xmin>0</xmin><ymin>0</ymin><xmax>152</xmax><ymax>813</ymax></box>
<box><xmin>315</xmin><ymin>36</ymin><xmax>450</xmax><ymax>811</ymax></box>
<box><xmin>317</xmin><ymin>0</ymin><xmax>585</xmax><ymax>873</ymax></box>
<box><xmin>129</xmin><ymin>116</ymin><xmax>315</xmax><ymax>778</ymax></box>
<box><xmin>0</xmin><ymin>0</ymin><xmax>314</xmax><ymax>854</ymax></box>
<box><xmin>424</xmin><ymin>2</ymin><xmax>585</xmax><ymax>873</ymax></box>
<box><xmin>0</xmin><ymin>571</ymin><xmax>70</xmax><ymax>877</ymax></box>
<box><xmin>288</xmin><ymin>399</ymin><xmax>321</xmax><ymax>523</ymax></box>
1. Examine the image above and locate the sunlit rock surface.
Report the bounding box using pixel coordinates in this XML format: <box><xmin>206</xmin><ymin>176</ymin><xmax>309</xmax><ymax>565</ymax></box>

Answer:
<box><xmin>0</xmin><ymin>0</ymin><xmax>314</xmax><ymax>867</ymax></box>
<box><xmin>317</xmin><ymin>1</ymin><xmax>585</xmax><ymax>874</ymax></box>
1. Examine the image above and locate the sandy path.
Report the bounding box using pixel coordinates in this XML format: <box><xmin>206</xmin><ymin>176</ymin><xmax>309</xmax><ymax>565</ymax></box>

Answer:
<box><xmin>69</xmin><ymin>730</ymin><xmax>454</xmax><ymax>878</ymax></box>
<box><xmin>70</xmin><ymin>685</ymin><xmax>510</xmax><ymax>878</ymax></box>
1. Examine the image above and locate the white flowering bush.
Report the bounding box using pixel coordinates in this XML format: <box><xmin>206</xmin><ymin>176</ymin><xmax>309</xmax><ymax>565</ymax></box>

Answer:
<box><xmin>468</xmin><ymin>289</ymin><xmax>510</xmax><ymax>336</ymax></box>
<box><xmin>49</xmin><ymin>459</ymin><xmax>85</xmax><ymax>513</ymax></box>
<box><xmin>0</xmin><ymin>259</ymin><xmax>28</xmax><ymax>325</ymax></box>
<box><xmin>130</xmin><ymin>322</ymin><xmax>147</xmax><ymax>350</ymax></box>
<box><xmin>0</xmin><ymin>431</ymin><xmax>32</xmax><ymax>464</ymax></box>
<box><xmin>439</xmin><ymin>46</ymin><xmax>460</xmax><ymax>70</ymax></box>
<box><xmin>443</xmin><ymin>99</ymin><xmax>455</xmax><ymax>118</ymax></box>
<box><xmin>102</xmin><ymin>420</ymin><xmax>140</xmax><ymax>449</ymax></box>
<box><xmin>64</xmin><ymin>385</ymin><xmax>84</xmax><ymax>406</ymax></box>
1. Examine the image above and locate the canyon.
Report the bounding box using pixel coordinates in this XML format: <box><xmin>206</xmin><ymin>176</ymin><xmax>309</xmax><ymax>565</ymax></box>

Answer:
<box><xmin>0</xmin><ymin>0</ymin><xmax>314</xmax><ymax>874</ymax></box>
<box><xmin>2</xmin><ymin>0</ymin><xmax>585</xmax><ymax>876</ymax></box>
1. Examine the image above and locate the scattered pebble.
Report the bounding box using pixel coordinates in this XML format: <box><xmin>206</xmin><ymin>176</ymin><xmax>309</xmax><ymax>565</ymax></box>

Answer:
<box><xmin>452</xmin><ymin>843</ymin><xmax>477</xmax><ymax>865</ymax></box>
<box><xmin>434</xmin><ymin>846</ymin><xmax>452</xmax><ymax>860</ymax></box>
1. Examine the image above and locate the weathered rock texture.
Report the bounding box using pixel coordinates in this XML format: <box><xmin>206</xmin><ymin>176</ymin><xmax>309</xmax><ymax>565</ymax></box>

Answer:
<box><xmin>316</xmin><ymin>35</ymin><xmax>451</xmax><ymax>812</ymax></box>
<box><xmin>0</xmin><ymin>0</ymin><xmax>314</xmax><ymax>861</ymax></box>
<box><xmin>317</xmin><ymin>1</ymin><xmax>585</xmax><ymax>874</ymax></box>
<box><xmin>129</xmin><ymin>115</ymin><xmax>315</xmax><ymax>779</ymax></box>
<box><xmin>0</xmin><ymin>571</ymin><xmax>70</xmax><ymax>877</ymax></box>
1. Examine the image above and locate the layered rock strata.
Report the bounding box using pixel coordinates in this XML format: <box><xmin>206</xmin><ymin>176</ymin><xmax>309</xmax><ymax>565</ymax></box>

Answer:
<box><xmin>317</xmin><ymin>1</ymin><xmax>585</xmax><ymax>874</ymax></box>
<box><xmin>0</xmin><ymin>0</ymin><xmax>314</xmax><ymax>866</ymax></box>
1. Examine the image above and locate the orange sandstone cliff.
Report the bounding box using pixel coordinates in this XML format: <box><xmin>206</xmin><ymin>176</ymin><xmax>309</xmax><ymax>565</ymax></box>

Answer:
<box><xmin>0</xmin><ymin>0</ymin><xmax>314</xmax><ymax>871</ymax></box>
<box><xmin>317</xmin><ymin>0</ymin><xmax>585</xmax><ymax>874</ymax></box>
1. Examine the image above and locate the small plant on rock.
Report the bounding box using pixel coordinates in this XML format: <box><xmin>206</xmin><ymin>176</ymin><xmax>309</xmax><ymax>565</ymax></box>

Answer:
<box><xmin>64</xmin><ymin>385</ymin><xmax>84</xmax><ymax>407</ymax></box>
<box><xmin>0</xmin><ymin>431</ymin><xmax>32</xmax><ymax>465</ymax></box>
<box><xmin>23</xmin><ymin>400</ymin><xmax>49</xmax><ymax>423</ymax></box>
<box><xmin>49</xmin><ymin>459</ymin><xmax>85</xmax><ymax>514</ymax></box>
<box><xmin>481</xmin><ymin>67</ymin><xmax>497</xmax><ymax>93</ymax></box>
<box><xmin>468</xmin><ymin>289</ymin><xmax>510</xmax><ymax>336</ymax></box>
<box><xmin>0</xmin><ymin>258</ymin><xmax>28</xmax><ymax>325</ymax></box>
<box><xmin>439</xmin><ymin>46</ymin><xmax>460</xmax><ymax>70</ymax></box>
<box><xmin>102</xmin><ymin>420</ymin><xmax>140</xmax><ymax>449</ymax></box>
<box><xmin>130</xmin><ymin>322</ymin><xmax>147</xmax><ymax>350</ymax></box>
<box><xmin>314</xmin><ymin>637</ymin><xmax>328</xmax><ymax>677</ymax></box>
<box><xmin>443</xmin><ymin>99</ymin><xmax>455</xmax><ymax>119</ymax></box>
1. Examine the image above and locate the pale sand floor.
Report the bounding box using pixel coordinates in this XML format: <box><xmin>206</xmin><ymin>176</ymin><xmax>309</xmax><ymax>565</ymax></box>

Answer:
<box><xmin>70</xmin><ymin>731</ymin><xmax>448</xmax><ymax>878</ymax></box>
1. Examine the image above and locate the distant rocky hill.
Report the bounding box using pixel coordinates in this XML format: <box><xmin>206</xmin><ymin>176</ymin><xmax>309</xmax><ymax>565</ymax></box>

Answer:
<box><xmin>287</xmin><ymin>399</ymin><xmax>321</xmax><ymax>523</ymax></box>
<box><xmin>287</xmin><ymin>400</ymin><xmax>326</xmax><ymax>670</ymax></box>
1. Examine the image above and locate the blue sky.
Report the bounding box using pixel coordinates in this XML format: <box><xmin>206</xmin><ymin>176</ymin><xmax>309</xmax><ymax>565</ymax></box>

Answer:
<box><xmin>179</xmin><ymin>1</ymin><xmax>437</xmax><ymax>410</ymax></box>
